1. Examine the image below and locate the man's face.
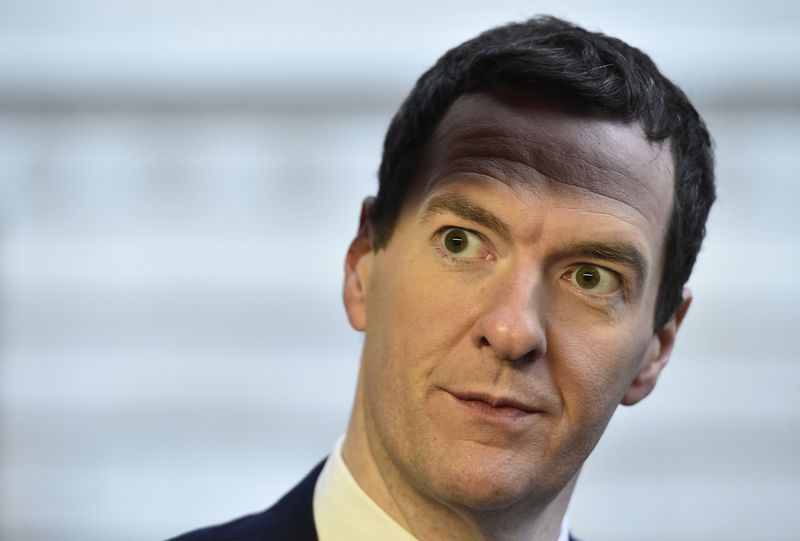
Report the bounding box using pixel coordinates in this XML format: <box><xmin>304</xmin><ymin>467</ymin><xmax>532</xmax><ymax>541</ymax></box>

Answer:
<box><xmin>345</xmin><ymin>89</ymin><xmax>683</xmax><ymax>513</ymax></box>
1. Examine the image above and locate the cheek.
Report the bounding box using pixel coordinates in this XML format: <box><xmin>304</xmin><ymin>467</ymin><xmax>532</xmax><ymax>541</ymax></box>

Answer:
<box><xmin>361</xmin><ymin>256</ymin><xmax>439</xmax><ymax>398</ymax></box>
<box><xmin>361</xmin><ymin>250</ymin><xmax>483</xmax><ymax>420</ymax></box>
<box><xmin>374</xmin><ymin>254</ymin><xmax>481</xmax><ymax>358</ymax></box>
<box><xmin>551</xmin><ymin>321</ymin><xmax>652</xmax><ymax>431</ymax></box>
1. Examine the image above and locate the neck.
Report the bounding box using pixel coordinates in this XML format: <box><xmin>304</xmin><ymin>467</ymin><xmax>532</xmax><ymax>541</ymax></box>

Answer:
<box><xmin>341</xmin><ymin>372</ymin><xmax>575</xmax><ymax>541</ymax></box>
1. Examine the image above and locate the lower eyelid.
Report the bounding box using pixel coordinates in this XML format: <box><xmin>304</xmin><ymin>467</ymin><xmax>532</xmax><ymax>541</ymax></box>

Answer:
<box><xmin>433</xmin><ymin>244</ymin><xmax>480</xmax><ymax>266</ymax></box>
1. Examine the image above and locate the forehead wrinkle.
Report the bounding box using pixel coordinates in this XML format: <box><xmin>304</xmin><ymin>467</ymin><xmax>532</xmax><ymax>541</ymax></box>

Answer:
<box><xmin>434</xmin><ymin>121</ymin><xmax>662</xmax><ymax>208</ymax></box>
<box><xmin>435</xmin><ymin>95</ymin><xmax>650</xmax><ymax>180</ymax></box>
<box><xmin>422</xmin><ymin>91</ymin><xmax>675</xmax><ymax>249</ymax></box>
<box><xmin>548</xmin><ymin>178</ymin><xmax>666</xmax><ymax>234</ymax></box>
<box><xmin>435</xmin><ymin>156</ymin><xmax>548</xmax><ymax>191</ymax></box>
<box><xmin>433</xmin><ymin>150</ymin><xmax>664</xmax><ymax>232</ymax></box>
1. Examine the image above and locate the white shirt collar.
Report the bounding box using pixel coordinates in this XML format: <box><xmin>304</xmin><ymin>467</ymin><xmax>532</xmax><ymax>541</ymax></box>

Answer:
<box><xmin>313</xmin><ymin>436</ymin><xmax>417</xmax><ymax>541</ymax></box>
<box><xmin>313</xmin><ymin>436</ymin><xmax>570</xmax><ymax>541</ymax></box>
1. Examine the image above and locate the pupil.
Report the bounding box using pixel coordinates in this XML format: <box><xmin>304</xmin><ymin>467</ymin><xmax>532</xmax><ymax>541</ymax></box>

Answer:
<box><xmin>444</xmin><ymin>229</ymin><xmax>467</xmax><ymax>253</ymax></box>
<box><xmin>577</xmin><ymin>266</ymin><xmax>600</xmax><ymax>289</ymax></box>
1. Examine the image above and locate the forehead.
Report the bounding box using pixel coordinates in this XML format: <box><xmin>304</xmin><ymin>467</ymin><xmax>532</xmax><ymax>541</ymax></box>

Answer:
<box><xmin>419</xmin><ymin>89</ymin><xmax>675</xmax><ymax>236</ymax></box>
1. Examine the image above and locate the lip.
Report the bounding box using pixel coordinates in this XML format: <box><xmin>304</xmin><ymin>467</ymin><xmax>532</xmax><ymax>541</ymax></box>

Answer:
<box><xmin>445</xmin><ymin>389</ymin><xmax>541</xmax><ymax>420</ymax></box>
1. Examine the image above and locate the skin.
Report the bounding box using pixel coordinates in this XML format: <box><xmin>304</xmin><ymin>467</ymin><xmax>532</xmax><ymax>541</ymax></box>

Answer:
<box><xmin>340</xmin><ymin>88</ymin><xmax>692</xmax><ymax>541</ymax></box>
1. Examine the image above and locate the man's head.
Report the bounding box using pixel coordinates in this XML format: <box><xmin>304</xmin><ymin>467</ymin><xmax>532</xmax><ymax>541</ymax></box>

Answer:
<box><xmin>341</xmin><ymin>15</ymin><xmax>715</xmax><ymax>537</ymax></box>
<box><xmin>370</xmin><ymin>15</ymin><xmax>714</xmax><ymax>331</ymax></box>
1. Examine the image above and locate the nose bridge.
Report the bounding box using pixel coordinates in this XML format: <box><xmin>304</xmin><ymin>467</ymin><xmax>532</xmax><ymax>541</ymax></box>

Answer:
<box><xmin>473</xmin><ymin>263</ymin><xmax>547</xmax><ymax>363</ymax></box>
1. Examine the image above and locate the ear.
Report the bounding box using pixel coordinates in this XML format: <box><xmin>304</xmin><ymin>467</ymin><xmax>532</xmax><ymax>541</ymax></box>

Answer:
<box><xmin>621</xmin><ymin>288</ymin><xmax>692</xmax><ymax>406</ymax></box>
<box><xmin>343</xmin><ymin>197</ymin><xmax>376</xmax><ymax>332</ymax></box>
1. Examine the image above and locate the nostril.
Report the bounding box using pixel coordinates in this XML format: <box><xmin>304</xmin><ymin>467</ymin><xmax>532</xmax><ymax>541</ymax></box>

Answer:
<box><xmin>479</xmin><ymin>336</ymin><xmax>491</xmax><ymax>347</ymax></box>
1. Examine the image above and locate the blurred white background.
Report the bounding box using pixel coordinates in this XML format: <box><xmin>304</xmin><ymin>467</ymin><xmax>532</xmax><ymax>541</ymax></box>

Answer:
<box><xmin>1</xmin><ymin>1</ymin><xmax>798</xmax><ymax>540</ymax></box>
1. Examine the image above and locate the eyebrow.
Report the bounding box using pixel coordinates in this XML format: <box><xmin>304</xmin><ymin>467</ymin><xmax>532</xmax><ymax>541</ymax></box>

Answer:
<box><xmin>420</xmin><ymin>193</ymin><xmax>512</xmax><ymax>239</ymax></box>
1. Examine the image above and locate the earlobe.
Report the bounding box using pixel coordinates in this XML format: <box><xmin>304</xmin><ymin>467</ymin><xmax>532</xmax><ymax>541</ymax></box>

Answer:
<box><xmin>343</xmin><ymin>197</ymin><xmax>376</xmax><ymax>332</ymax></box>
<box><xmin>621</xmin><ymin>289</ymin><xmax>692</xmax><ymax>406</ymax></box>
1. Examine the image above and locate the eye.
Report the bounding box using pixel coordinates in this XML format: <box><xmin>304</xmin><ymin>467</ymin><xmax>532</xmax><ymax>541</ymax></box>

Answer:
<box><xmin>439</xmin><ymin>227</ymin><xmax>488</xmax><ymax>260</ymax></box>
<box><xmin>566</xmin><ymin>264</ymin><xmax>622</xmax><ymax>295</ymax></box>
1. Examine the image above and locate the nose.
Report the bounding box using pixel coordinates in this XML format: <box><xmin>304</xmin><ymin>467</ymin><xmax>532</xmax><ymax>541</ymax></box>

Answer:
<box><xmin>471</xmin><ymin>274</ymin><xmax>547</xmax><ymax>363</ymax></box>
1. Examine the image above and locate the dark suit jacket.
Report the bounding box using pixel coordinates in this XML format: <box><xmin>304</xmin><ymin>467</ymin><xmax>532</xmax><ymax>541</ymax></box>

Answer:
<box><xmin>167</xmin><ymin>460</ymin><xmax>580</xmax><ymax>541</ymax></box>
<box><xmin>167</xmin><ymin>460</ymin><xmax>325</xmax><ymax>541</ymax></box>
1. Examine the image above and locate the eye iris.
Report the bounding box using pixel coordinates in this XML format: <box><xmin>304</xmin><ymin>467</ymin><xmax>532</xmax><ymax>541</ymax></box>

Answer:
<box><xmin>576</xmin><ymin>265</ymin><xmax>601</xmax><ymax>289</ymax></box>
<box><xmin>444</xmin><ymin>229</ymin><xmax>468</xmax><ymax>254</ymax></box>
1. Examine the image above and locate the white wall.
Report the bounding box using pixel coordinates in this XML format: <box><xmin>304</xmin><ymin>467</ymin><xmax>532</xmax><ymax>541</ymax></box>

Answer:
<box><xmin>1</xmin><ymin>1</ymin><xmax>798</xmax><ymax>540</ymax></box>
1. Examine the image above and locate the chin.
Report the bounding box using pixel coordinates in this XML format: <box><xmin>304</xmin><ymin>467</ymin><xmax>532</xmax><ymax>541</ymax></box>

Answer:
<box><xmin>419</xmin><ymin>447</ymin><xmax>545</xmax><ymax>512</ymax></box>
<box><xmin>434</xmin><ymin>472</ymin><xmax>534</xmax><ymax>512</ymax></box>
<box><xmin>418</xmin><ymin>432</ymin><xmax>587</xmax><ymax>515</ymax></box>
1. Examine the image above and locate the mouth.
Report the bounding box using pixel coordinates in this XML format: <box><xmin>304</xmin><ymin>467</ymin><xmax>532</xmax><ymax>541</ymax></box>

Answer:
<box><xmin>445</xmin><ymin>389</ymin><xmax>541</xmax><ymax>420</ymax></box>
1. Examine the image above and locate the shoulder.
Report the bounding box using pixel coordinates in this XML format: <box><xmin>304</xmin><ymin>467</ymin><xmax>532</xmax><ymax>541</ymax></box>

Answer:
<box><xmin>166</xmin><ymin>460</ymin><xmax>326</xmax><ymax>541</ymax></box>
